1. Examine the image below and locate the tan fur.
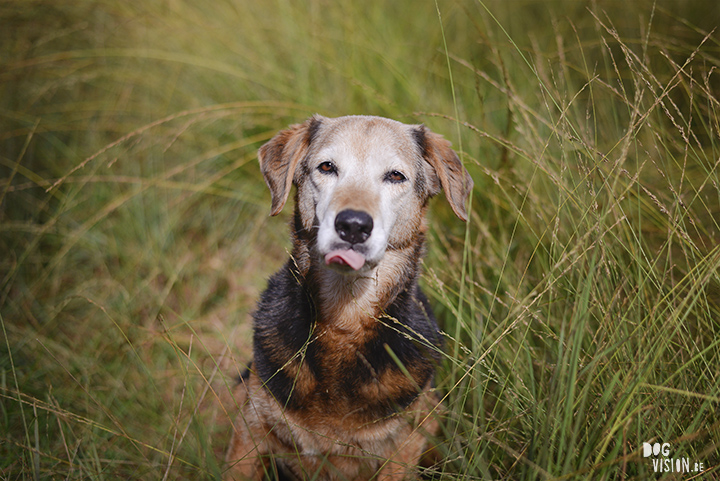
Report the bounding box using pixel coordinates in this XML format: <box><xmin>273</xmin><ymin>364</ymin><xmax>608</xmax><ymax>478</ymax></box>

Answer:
<box><xmin>226</xmin><ymin>374</ymin><xmax>440</xmax><ymax>481</ymax></box>
<box><xmin>225</xmin><ymin>115</ymin><xmax>472</xmax><ymax>480</ymax></box>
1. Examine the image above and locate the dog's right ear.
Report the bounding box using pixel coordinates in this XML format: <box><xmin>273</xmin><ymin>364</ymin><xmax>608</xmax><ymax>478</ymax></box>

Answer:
<box><xmin>413</xmin><ymin>125</ymin><xmax>474</xmax><ymax>222</ymax></box>
<box><xmin>259</xmin><ymin>115</ymin><xmax>323</xmax><ymax>216</ymax></box>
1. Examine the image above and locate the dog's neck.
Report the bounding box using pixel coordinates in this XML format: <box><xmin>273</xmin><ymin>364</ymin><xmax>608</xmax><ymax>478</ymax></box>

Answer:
<box><xmin>289</xmin><ymin>209</ymin><xmax>427</xmax><ymax>332</ymax></box>
<box><xmin>313</xmin><ymin>268</ymin><xmax>379</xmax><ymax>331</ymax></box>
<box><xmin>295</xmin><ymin>248</ymin><xmax>423</xmax><ymax>334</ymax></box>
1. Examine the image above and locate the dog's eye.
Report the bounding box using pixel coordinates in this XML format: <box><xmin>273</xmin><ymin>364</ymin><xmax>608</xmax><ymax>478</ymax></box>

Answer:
<box><xmin>384</xmin><ymin>170</ymin><xmax>407</xmax><ymax>183</ymax></box>
<box><xmin>317</xmin><ymin>161</ymin><xmax>337</xmax><ymax>175</ymax></box>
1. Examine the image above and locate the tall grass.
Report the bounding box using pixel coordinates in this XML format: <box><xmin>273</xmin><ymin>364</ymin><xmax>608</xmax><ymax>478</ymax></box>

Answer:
<box><xmin>2</xmin><ymin>1</ymin><xmax>719</xmax><ymax>479</ymax></box>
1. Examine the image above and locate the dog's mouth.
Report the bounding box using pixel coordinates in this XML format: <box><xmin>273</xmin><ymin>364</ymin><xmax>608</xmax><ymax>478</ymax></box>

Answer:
<box><xmin>324</xmin><ymin>248</ymin><xmax>366</xmax><ymax>271</ymax></box>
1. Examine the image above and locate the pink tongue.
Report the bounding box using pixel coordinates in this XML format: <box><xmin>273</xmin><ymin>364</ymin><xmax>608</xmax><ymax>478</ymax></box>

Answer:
<box><xmin>324</xmin><ymin>249</ymin><xmax>366</xmax><ymax>271</ymax></box>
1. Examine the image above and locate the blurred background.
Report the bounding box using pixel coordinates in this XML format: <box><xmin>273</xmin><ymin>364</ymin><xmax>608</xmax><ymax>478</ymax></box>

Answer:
<box><xmin>2</xmin><ymin>0</ymin><xmax>719</xmax><ymax>479</ymax></box>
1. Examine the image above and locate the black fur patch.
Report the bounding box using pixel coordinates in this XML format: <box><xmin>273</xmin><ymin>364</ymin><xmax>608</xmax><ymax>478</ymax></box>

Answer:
<box><xmin>412</xmin><ymin>126</ymin><xmax>428</xmax><ymax>158</ymax></box>
<box><xmin>253</xmin><ymin>262</ymin><xmax>316</xmax><ymax>408</ymax></box>
<box><xmin>253</xmin><ymin>261</ymin><xmax>441</xmax><ymax>417</ymax></box>
<box><xmin>306</xmin><ymin>115</ymin><xmax>323</xmax><ymax>145</ymax></box>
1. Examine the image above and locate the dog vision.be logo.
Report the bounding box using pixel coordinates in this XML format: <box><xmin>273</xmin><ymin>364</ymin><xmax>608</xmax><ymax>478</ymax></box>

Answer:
<box><xmin>642</xmin><ymin>442</ymin><xmax>705</xmax><ymax>474</ymax></box>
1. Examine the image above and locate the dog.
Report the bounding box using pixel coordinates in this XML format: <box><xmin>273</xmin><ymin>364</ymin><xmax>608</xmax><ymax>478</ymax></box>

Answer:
<box><xmin>225</xmin><ymin>115</ymin><xmax>473</xmax><ymax>480</ymax></box>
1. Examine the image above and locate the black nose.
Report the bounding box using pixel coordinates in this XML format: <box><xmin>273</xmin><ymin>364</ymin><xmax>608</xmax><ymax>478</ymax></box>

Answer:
<box><xmin>335</xmin><ymin>209</ymin><xmax>373</xmax><ymax>245</ymax></box>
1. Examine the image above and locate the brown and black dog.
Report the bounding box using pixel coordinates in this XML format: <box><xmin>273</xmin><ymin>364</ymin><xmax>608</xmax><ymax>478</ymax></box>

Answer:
<box><xmin>225</xmin><ymin>115</ymin><xmax>473</xmax><ymax>480</ymax></box>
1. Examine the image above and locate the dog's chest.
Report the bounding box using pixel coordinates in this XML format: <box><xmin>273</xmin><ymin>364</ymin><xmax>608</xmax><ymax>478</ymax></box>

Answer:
<box><xmin>292</xmin><ymin>324</ymin><xmax>429</xmax><ymax>421</ymax></box>
<box><xmin>252</xmin><ymin>263</ymin><xmax>439</xmax><ymax>423</ymax></box>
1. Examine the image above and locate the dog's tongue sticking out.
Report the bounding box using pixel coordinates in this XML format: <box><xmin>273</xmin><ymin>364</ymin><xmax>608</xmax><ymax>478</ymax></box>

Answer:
<box><xmin>325</xmin><ymin>249</ymin><xmax>366</xmax><ymax>271</ymax></box>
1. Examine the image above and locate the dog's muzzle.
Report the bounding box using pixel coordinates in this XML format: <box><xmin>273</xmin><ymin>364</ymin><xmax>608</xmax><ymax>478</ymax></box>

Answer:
<box><xmin>324</xmin><ymin>209</ymin><xmax>373</xmax><ymax>271</ymax></box>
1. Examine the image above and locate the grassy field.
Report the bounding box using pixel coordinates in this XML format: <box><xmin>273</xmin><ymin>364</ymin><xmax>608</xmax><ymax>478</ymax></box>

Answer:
<box><xmin>2</xmin><ymin>0</ymin><xmax>720</xmax><ymax>479</ymax></box>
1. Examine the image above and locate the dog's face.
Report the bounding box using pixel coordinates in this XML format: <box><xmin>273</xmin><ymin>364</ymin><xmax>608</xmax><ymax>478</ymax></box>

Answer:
<box><xmin>258</xmin><ymin>115</ymin><xmax>473</xmax><ymax>275</ymax></box>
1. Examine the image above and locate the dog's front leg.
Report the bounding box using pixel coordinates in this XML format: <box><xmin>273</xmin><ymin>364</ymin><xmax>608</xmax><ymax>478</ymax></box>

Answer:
<box><xmin>377</xmin><ymin>391</ymin><xmax>441</xmax><ymax>481</ymax></box>
<box><xmin>376</xmin><ymin>429</ymin><xmax>427</xmax><ymax>481</ymax></box>
<box><xmin>224</xmin><ymin>378</ymin><xmax>275</xmax><ymax>481</ymax></box>
<box><xmin>224</xmin><ymin>422</ymin><xmax>272</xmax><ymax>480</ymax></box>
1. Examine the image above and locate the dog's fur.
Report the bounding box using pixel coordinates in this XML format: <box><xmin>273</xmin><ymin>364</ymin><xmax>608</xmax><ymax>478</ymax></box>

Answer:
<box><xmin>225</xmin><ymin>115</ymin><xmax>473</xmax><ymax>480</ymax></box>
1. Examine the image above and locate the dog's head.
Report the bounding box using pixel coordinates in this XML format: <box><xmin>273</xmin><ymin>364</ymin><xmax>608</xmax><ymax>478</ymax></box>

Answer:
<box><xmin>258</xmin><ymin>115</ymin><xmax>473</xmax><ymax>275</ymax></box>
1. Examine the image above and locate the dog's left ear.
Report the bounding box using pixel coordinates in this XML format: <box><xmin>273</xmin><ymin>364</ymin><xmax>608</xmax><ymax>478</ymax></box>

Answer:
<box><xmin>413</xmin><ymin>126</ymin><xmax>474</xmax><ymax>221</ymax></box>
<box><xmin>259</xmin><ymin>115</ymin><xmax>323</xmax><ymax>216</ymax></box>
